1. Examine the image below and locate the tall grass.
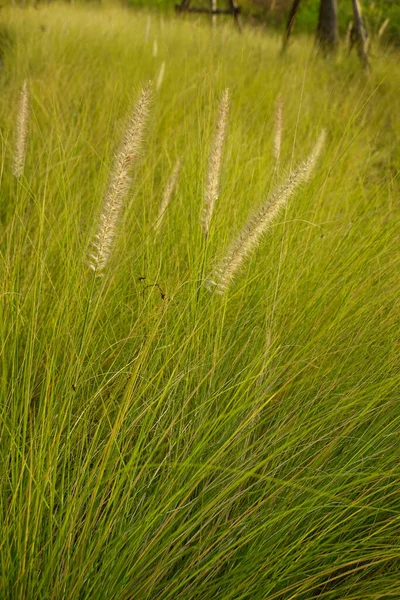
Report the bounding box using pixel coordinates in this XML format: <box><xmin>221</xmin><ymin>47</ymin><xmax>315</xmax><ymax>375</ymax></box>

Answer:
<box><xmin>0</xmin><ymin>5</ymin><xmax>399</xmax><ymax>599</ymax></box>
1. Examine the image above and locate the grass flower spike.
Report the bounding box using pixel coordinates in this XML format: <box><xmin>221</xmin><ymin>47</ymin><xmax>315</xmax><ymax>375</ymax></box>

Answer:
<box><xmin>156</xmin><ymin>61</ymin><xmax>166</xmax><ymax>91</ymax></box>
<box><xmin>13</xmin><ymin>81</ymin><xmax>30</xmax><ymax>179</ymax></box>
<box><xmin>90</xmin><ymin>82</ymin><xmax>152</xmax><ymax>276</ymax></box>
<box><xmin>154</xmin><ymin>157</ymin><xmax>182</xmax><ymax>233</ymax></box>
<box><xmin>273</xmin><ymin>93</ymin><xmax>283</xmax><ymax>166</ymax></box>
<box><xmin>201</xmin><ymin>88</ymin><xmax>230</xmax><ymax>236</ymax></box>
<box><xmin>208</xmin><ymin>130</ymin><xmax>326</xmax><ymax>294</ymax></box>
<box><xmin>153</xmin><ymin>38</ymin><xmax>158</xmax><ymax>57</ymax></box>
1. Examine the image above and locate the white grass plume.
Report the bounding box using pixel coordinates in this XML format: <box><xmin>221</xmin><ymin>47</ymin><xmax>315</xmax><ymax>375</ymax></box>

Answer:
<box><xmin>89</xmin><ymin>82</ymin><xmax>152</xmax><ymax>276</ymax></box>
<box><xmin>145</xmin><ymin>16</ymin><xmax>151</xmax><ymax>42</ymax></box>
<box><xmin>154</xmin><ymin>158</ymin><xmax>182</xmax><ymax>233</ymax></box>
<box><xmin>201</xmin><ymin>88</ymin><xmax>230</xmax><ymax>236</ymax></box>
<box><xmin>13</xmin><ymin>81</ymin><xmax>29</xmax><ymax>179</ymax></box>
<box><xmin>156</xmin><ymin>61</ymin><xmax>166</xmax><ymax>92</ymax></box>
<box><xmin>208</xmin><ymin>130</ymin><xmax>326</xmax><ymax>294</ymax></box>
<box><xmin>273</xmin><ymin>93</ymin><xmax>283</xmax><ymax>166</ymax></box>
<box><xmin>378</xmin><ymin>18</ymin><xmax>389</xmax><ymax>38</ymax></box>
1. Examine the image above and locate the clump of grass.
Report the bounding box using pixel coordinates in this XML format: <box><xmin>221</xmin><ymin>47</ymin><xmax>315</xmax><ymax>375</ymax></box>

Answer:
<box><xmin>208</xmin><ymin>130</ymin><xmax>326</xmax><ymax>294</ymax></box>
<box><xmin>13</xmin><ymin>80</ymin><xmax>29</xmax><ymax>179</ymax></box>
<box><xmin>154</xmin><ymin>157</ymin><xmax>182</xmax><ymax>233</ymax></box>
<box><xmin>201</xmin><ymin>88</ymin><xmax>230</xmax><ymax>236</ymax></box>
<box><xmin>89</xmin><ymin>82</ymin><xmax>152</xmax><ymax>276</ymax></box>
<box><xmin>1</xmin><ymin>7</ymin><xmax>399</xmax><ymax>600</ymax></box>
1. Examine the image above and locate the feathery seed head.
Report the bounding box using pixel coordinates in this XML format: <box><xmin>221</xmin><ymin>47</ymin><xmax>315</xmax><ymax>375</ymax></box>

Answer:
<box><xmin>89</xmin><ymin>82</ymin><xmax>152</xmax><ymax>276</ymax></box>
<box><xmin>208</xmin><ymin>129</ymin><xmax>326</xmax><ymax>294</ymax></box>
<box><xmin>378</xmin><ymin>17</ymin><xmax>390</xmax><ymax>38</ymax></box>
<box><xmin>154</xmin><ymin>157</ymin><xmax>182</xmax><ymax>233</ymax></box>
<box><xmin>153</xmin><ymin>39</ymin><xmax>158</xmax><ymax>57</ymax></box>
<box><xmin>13</xmin><ymin>81</ymin><xmax>30</xmax><ymax>179</ymax></box>
<box><xmin>201</xmin><ymin>88</ymin><xmax>230</xmax><ymax>236</ymax></box>
<box><xmin>297</xmin><ymin>129</ymin><xmax>326</xmax><ymax>182</ymax></box>
<box><xmin>145</xmin><ymin>16</ymin><xmax>151</xmax><ymax>42</ymax></box>
<box><xmin>156</xmin><ymin>61</ymin><xmax>166</xmax><ymax>91</ymax></box>
<box><xmin>273</xmin><ymin>93</ymin><xmax>283</xmax><ymax>164</ymax></box>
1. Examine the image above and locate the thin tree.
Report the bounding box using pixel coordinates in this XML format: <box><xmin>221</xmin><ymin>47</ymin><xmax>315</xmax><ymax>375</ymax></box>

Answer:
<box><xmin>316</xmin><ymin>0</ymin><xmax>339</xmax><ymax>53</ymax></box>
<box><xmin>282</xmin><ymin>0</ymin><xmax>302</xmax><ymax>52</ymax></box>
<box><xmin>351</xmin><ymin>0</ymin><xmax>370</xmax><ymax>69</ymax></box>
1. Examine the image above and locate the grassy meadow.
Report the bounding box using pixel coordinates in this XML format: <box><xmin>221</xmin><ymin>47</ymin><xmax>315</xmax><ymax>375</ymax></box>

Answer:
<box><xmin>0</xmin><ymin>5</ymin><xmax>399</xmax><ymax>598</ymax></box>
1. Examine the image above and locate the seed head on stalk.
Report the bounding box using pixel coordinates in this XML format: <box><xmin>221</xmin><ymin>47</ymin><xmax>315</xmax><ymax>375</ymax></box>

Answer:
<box><xmin>207</xmin><ymin>130</ymin><xmax>326</xmax><ymax>294</ymax></box>
<box><xmin>89</xmin><ymin>82</ymin><xmax>152</xmax><ymax>276</ymax></box>
<box><xmin>273</xmin><ymin>93</ymin><xmax>283</xmax><ymax>167</ymax></box>
<box><xmin>201</xmin><ymin>88</ymin><xmax>230</xmax><ymax>236</ymax></box>
<box><xmin>154</xmin><ymin>158</ymin><xmax>182</xmax><ymax>234</ymax></box>
<box><xmin>13</xmin><ymin>81</ymin><xmax>30</xmax><ymax>179</ymax></box>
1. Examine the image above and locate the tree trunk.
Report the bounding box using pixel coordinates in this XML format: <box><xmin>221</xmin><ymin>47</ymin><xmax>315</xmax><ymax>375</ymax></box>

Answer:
<box><xmin>282</xmin><ymin>0</ymin><xmax>302</xmax><ymax>53</ymax></box>
<box><xmin>351</xmin><ymin>0</ymin><xmax>370</xmax><ymax>69</ymax></box>
<box><xmin>211</xmin><ymin>0</ymin><xmax>217</xmax><ymax>27</ymax></box>
<box><xmin>316</xmin><ymin>0</ymin><xmax>339</xmax><ymax>54</ymax></box>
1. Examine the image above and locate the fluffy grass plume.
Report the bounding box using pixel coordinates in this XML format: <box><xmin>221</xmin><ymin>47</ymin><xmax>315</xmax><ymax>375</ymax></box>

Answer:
<box><xmin>378</xmin><ymin>17</ymin><xmax>390</xmax><ymax>38</ymax></box>
<box><xmin>154</xmin><ymin>157</ymin><xmax>182</xmax><ymax>233</ymax></box>
<box><xmin>90</xmin><ymin>82</ymin><xmax>152</xmax><ymax>275</ymax></box>
<box><xmin>153</xmin><ymin>38</ymin><xmax>158</xmax><ymax>57</ymax></box>
<box><xmin>273</xmin><ymin>93</ymin><xmax>283</xmax><ymax>165</ymax></box>
<box><xmin>13</xmin><ymin>80</ymin><xmax>29</xmax><ymax>178</ymax></box>
<box><xmin>201</xmin><ymin>88</ymin><xmax>230</xmax><ymax>236</ymax></box>
<box><xmin>209</xmin><ymin>130</ymin><xmax>326</xmax><ymax>293</ymax></box>
<box><xmin>156</xmin><ymin>61</ymin><xmax>166</xmax><ymax>91</ymax></box>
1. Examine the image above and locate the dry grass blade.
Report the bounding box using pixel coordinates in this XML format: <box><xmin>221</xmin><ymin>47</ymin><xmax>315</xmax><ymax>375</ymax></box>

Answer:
<box><xmin>89</xmin><ymin>82</ymin><xmax>152</xmax><ymax>276</ymax></box>
<box><xmin>208</xmin><ymin>130</ymin><xmax>326</xmax><ymax>294</ymax></box>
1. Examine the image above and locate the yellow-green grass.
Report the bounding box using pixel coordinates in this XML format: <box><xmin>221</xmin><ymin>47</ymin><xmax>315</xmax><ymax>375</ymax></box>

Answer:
<box><xmin>0</xmin><ymin>6</ymin><xmax>399</xmax><ymax>599</ymax></box>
